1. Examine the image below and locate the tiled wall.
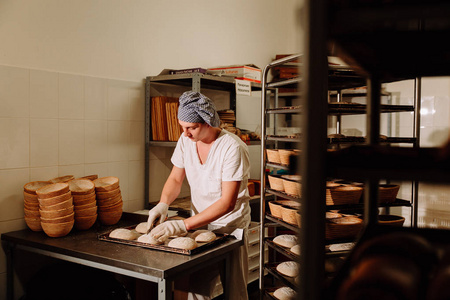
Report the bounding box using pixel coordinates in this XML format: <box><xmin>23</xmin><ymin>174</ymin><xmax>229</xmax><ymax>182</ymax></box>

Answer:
<box><xmin>0</xmin><ymin>64</ymin><xmax>171</xmax><ymax>299</ymax></box>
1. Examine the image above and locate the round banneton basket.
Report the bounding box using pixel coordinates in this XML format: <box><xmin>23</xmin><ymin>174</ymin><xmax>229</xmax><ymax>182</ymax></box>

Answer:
<box><xmin>379</xmin><ymin>184</ymin><xmax>400</xmax><ymax>203</ymax></box>
<box><xmin>266</xmin><ymin>149</ymin><xmax>281</xmax><ymax>164</ymax></box>
<box><xmin>268</xmin><ymin>175</ymin><xmax>284</xmax><ymax>192</ymax></box>
<box><xmin>378</xmin><ymin>214</ymin><xmax>405</xmax><ymax>227</ymax></box>
<box><xmin>328</xmin><ymin>186</ymin><xmax>364</xmax><ymax>205</ymax></box>
<box><xmin>326</xmin><ymin>216</ymin><xmax>363</xmax><ymax>240</ymax></box>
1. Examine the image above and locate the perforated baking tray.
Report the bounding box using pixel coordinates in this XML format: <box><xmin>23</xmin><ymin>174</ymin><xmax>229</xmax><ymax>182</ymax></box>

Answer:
<box><xmin>98</xmin><ymin>225</ymin><xmax>232</xmax><ymax>255</ymax></box>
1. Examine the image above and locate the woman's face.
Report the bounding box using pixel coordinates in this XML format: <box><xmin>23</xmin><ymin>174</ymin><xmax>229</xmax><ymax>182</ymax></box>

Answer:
<box><xmin>179</xmin><ymin>120</ymin><xmax>208</xmax><ymax>142</ymax></box>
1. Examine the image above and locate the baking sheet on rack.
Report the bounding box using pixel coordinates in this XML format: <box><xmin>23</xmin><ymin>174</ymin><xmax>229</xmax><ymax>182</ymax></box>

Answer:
<box><xmin>98</xmin><ymin>225</ymin><xmax>232</xmax><ymax>255</ymax></box>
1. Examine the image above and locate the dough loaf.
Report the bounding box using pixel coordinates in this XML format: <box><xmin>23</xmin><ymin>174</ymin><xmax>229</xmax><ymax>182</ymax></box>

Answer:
<box><xmin>276</xmin><ymin>261</ymin><xmax>300</xmax><ymax>278</ymax></box>
<box><xmin>273</xmin><ymin>234</ymin><xmax>298</xmax><ymax>248</ymax></box>
<box><xmin>191</xmin><ymin>230</ymin><xmax>216</xmax><ymax>243</ymax></box>
<box><xmin>290</xmin><ymin>244</ymin><xmax>300</xmax><ymax>255</ymax></box>
<box><xmin>273</xmin><ymin>286</ymin><xmax>297</xmax><ymax>300</ymax></box>
<box><xmin>137</xmin><ymin>234</ymin><xmax>163</xmax><ymax>245</ymax></box>
<box><xmin>135</xmin><ymin>222</ymin><xmax>148</xmax><ymax>234</ymax></box>
<box><xmin>168</xmin><ymin>237</ymin><xmax>197</xmax><ymax>250</ymax></box>
<box><xmin>109</xmin><ymin>228</ymin><xmax>139</xmax><ymax>240</ymax></box>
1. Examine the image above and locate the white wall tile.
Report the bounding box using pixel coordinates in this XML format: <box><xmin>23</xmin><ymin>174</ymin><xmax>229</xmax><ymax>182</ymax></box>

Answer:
<box><xmin>85</xmin><ymin>120</ymin><xmax>108</xmax><ymax>163</ymax></box>
<box><xmin>84</xmin><ymin>76</ymin><xmax>107</xmax><ymax>120</ymax></box>
<box><xmin>247</xmin><ymin>145</ymin><xmax>261</xmax><ymax>180</ymax></box>
<box><xmin>149</xmin><ymin>146</ymin><xmax>174</xmax><ymax>160</ymax></box>
<box><xmin>58</xmin><ymin>164</ymin><xmax>85</xmax><ymax>179</ymax></box>
<box><xmin>108</xmin><ymin>161</ymin><xmax>129</xmax><ymax>201</ymax></box>
<box><xmin>30</xmin><ymin>119</ymin><xmax>58</xmax><ymax>167</ymax></box>
<box><xmin>128</xmin><ymin>160</ymin><xmax>144</xmax><ymax>201</ymax></box>
<box><xmin>0</xmin><ymin>168</ymin><xmax>29</xmax><ymax>221</ymax></box>
<box><xmin>59</xmin><ymin>73</ymin><xmax>84</xmax><ymax>119</ymax></box>
<box><xmin>0</xmin><ymin>66</ymin><xmax>29</xmax><ymax>118</ymax></box>
<box><xmin>30</xmin><ymin>166</ymin><xmax>58</xmax><ymax>181</ymax></box>
<box><xmin>84</xmin><ymin>163</ymin><xmax>109</xmax><ymax>178</ymax></box>
<box><xmin>129</xmin><ymin>121</ymin><xmax>144</xmax><ymax>161</ymax></box>
<box><xmin>149</xmin><ymin>158</ymin><xmax>171</xmax><ymax>199</ymax></box>
<box><xmin>0</xmin><ymin>218</ymin><xmax>27</xmax><ymax>273</ymax></box>
<box><xmin>420</xmin><ymin>126</ymin><xmax>450</xmax><ymax>147</ymax></box>
<box><xmin>107</xmin><ymin>80</ymin><xmax>130</xmax><ymax>121</ymax></box>
<box><xmin>30</xmin><ymin>69</ymin><xmax>58</xmax><ymax>118</ymax></box>
<box><xmin>0</xmin><ymin>118</ymin><xmax>30</xmax><ymax>169</ymax></box>
<box><xmin>59</xmin><ymin>120</ymin><xmax>85</xmax><ymax>165</ymax></box>
<box><xmin>124</xmin><ymin>199</ymin><xmax>145</xmax><ymax>213</ymax></box>
<box><xmin>107</xmin><ymin>121</ymin><xmax>130</xmax><ymax>162</ymax></box>
<box><xmin>129</xmin><ymin>83</ymin><xmax>145</xmax><ymax>121</ymax></box>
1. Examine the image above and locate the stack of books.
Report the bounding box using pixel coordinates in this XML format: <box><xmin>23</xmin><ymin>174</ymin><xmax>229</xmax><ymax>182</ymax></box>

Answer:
<box><xmin>151</xmin><ymin>97</ymin><xmax>183</xmax><ymax>141</ymax></box>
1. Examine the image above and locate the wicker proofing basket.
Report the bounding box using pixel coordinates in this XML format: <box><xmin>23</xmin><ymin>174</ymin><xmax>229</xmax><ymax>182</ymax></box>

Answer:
<box><xmin>328</xmin><ymin>186</ymin><xmax>363</xmax><ymax>205</ymax></box>
<box><xmin>295</xmin><ymin>211</ymin><xmax>301</xmax><ymax>228</ymax></box>
<box><xmin>379</xmin><ymin>184</ymin><xmax>400</xmax><ymax>204</ymax></box>
<box><xmin>278</xmin><ymin>149</ymin><xmax>297</xmax><ymax>166</ymax></box>
<box><xmin>282</xmin><ymin>177</ymin><xmax>301</xmax><ymax>197</ymax></box>
<box><xmin>326</xmin><ymin>216</ymin><xmax>363</xmax><ymax>240</ymax></box>
<box><xmin>268</xmin><ymin>201</ymin><xmax>284</xmax><ymax>218</ymax></box>
<box><xmin>266</xmin><ymin>149</ymin><xmax>281</xmax><ymax>164</ymax></box>
<box><xmin>379</xmin><ymin>214</ymin><xmax>405</xmax><ymax>227</ymax></box>
<box><xmin>281</xmin><ymin>206</ymin><xmax>299</xmax><ymax>226</ymax></box>
<box><xmin>268</xmin><ymin>175</ymin><xmax>284</xmax><ymax>192</ymax></box>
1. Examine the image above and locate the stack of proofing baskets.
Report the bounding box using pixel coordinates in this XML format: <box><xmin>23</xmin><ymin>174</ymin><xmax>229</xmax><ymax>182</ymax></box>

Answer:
<box><xmin>22</xmin><ymin>175</ymin><xmax>123</xmax><ymax>237</ymax></box>
<box><xmin>93</xmin><ymin>176</ymin><xmax>123</xmax><ymax>226</ymax></box>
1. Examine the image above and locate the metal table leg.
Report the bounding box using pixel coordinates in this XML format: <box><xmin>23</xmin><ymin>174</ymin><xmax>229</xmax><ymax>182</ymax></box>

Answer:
<box><xmin>158</xmin><ymin>278</ymin><xmax>172</xmax><ymax>300</ymax></box>
<box><xmin>2</xmin><ymin>241</ymin><xmax>14</xmax><ymax>300</ymax></box>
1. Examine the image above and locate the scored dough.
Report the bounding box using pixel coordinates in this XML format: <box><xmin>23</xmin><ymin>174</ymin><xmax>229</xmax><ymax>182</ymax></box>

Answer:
<box><xmin>273</xmin><ymin>234</ymin><xmax>299</xmax><ymax>248</ymax></box>
<box><xmin>276</xmin><ymin>261</ymin><xmax>300</xmax><ymax>278</ymax></box>
<box><xmin>273</xmin><ymin>286</ymin><xmax>297</xmax><ymax>300</ymax></box>
<box><xmin>109</xmin><ymin>228</ymin><xmax>139</xmax><ymax>240</ymax></box>
<box><xmin>137</xmin><ymin>234</ymin><xmax>163</xmax><ymax>245</ymax></box>
<box><xmin>290</xmin><ymin>244</ymin><xmax>300</xmax><ymax>255</ymax></box>
<box><xmin>135</xmin><ymin>222</ymin><xmax>149</xmax><ymax>234</ymax></box>
<box><xmin>191</xmin><ymin>229</ymin><xmax>216</xmax><ymax>243</ymax></box>
<box><xmin>168</xmin><ymin>237</ymin><xmax>197</xmax><ymax>250</ymax></box>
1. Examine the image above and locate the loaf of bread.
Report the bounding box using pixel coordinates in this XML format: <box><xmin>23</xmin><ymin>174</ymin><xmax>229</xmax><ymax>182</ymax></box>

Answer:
<box><xmin>135</xmin><ymin>222</ymin><xmax>148</xmax><ymax>234</ymax></box>
<box><xmin>168</xmin><ymin>237</ymin><xmax>197</xmax><ymax>250</ymax></box>
<box><xmin>109</xmin><ymin>228</ymin><xmax>139</xmax><ymax>240</ymax></box>
<box><xmin>191</xmin><ymin>230</ymin><xmax>216</xmax><ymax>243</ymax></box>
<box><xmin>273</xmin><ymin>286</ymin><xmax>297</xmax><ymax>300</ymax></box>
<box><xmin>137</xmin><ymin>233</ymin><xmax>163</xmax><ymax>245</ymax></box>
<box><xmin>290</xmin><ymin>244</ymin><xmax>300</xmax><ymax>255</ymax></box>
<box><xmin>276</xmin><ymin>261</ymin><xmax>300</xmax><ymax>278</ymax></box>
<box><xmin>273</xmin><ymin>234</ymin><xmax>298</xmax><ymax>248</ymax></box>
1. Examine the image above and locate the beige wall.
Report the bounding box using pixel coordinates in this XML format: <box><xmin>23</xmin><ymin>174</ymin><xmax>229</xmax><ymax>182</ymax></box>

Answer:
<box><xmin>0</xmin><ymin>1</ymin><xmax>302</xmax><ymax>298</ymax></box>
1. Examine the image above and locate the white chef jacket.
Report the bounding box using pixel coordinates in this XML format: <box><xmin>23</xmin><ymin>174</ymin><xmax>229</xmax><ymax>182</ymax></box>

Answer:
<box><xmin>171</xmin><ymin>129</ymin><xmax>251</xmax><ymax>229</ymax></box>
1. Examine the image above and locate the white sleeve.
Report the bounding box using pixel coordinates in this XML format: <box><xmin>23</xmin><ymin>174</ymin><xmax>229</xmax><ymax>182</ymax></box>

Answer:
<box><xmin>170</xmin><ymin>135</ymin><xmax>185</xmax><ymax>169</ymax></box>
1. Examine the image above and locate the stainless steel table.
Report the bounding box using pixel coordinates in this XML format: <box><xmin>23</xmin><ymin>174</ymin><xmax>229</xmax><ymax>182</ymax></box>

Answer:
<box><xmin>1</xmin><ymin>213</ymin><xmax>242</xmax><ymax>300</ymax></box>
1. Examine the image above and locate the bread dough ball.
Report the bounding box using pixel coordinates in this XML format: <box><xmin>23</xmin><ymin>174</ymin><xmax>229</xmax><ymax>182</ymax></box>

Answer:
<box><xmin>135</xmin><ymin>222</ymin><xmax>149</xmax><ymax>234</ymax></box>
<box><xmin>273</xmin><ymin>286</ymin><xmax>297</xmax><ymax>300</ymax></box>
<box><xmin>273</xmin><ymin>234</ymin><xmax>298</xmax><ymax>248</ymax></box>
<box><xmin>276</xmin><ymin>261</ymin><xmax>300</xmax><ymax>278</ymax></box>
<box><xmin>191</xmin><ymin>230</ymin><xmax>216</xmax><ymax>243</ymax></box>
<box><xmin>109</xmin><ymin>228</ymin><xmax>139</xmax><ymax>240</ymax></box>
<box><xmin>290</xmin><ymin>244</ymin><xmax>300</xmax><ymax>255</ymax></box>
<box><xmin>168</xmin><ymin>237</ymin><xmax>197</xmax><ymax>250</ymax></box>
<box><xmin>137</xmin><ymin>234</ymin><xmax>163</xmax><ymax>245</ymax></box>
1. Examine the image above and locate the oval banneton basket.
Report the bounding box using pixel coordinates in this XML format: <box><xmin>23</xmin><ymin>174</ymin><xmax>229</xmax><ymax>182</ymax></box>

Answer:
<box><xmin>268</xmin><ymin>175</ymin><xmax>285</xmax><ymax>192</ymax></box>
<box><xmin>266</xmin><ymin>149</ymin><xmax>281</xmax><ymax>164</ymax></box>
<box><xmin>328</xmin><ymin>186</ymin><xmax>363</xmax><ymax>205</ymax></box>
<box><xmin>281</xmin><ymin>206</ymin><xmax>299</xmax><ymax>226</ymax></box>
<box><xmin>268</xmin><ymin>201</ymin><xmax>284</xmax><ymax>218</ymax></box>
<box><xmin>278</xmin><ymin>149</ymin><xmax>300</xmax><ymax>166</ymax></box>
<box><xmin>281</xmin><ymin>175</ymin><xmax>301</xmax><ymax>197</ymax></box>
<box><xmin>326</xmin><ymin>216</ymin><xmax>363</xmax><ymax>240</ymax></box>
<box><xmin>379</xmin><ymin>184</ymin><xmax>400</xmax><ymax>204</ymax></box>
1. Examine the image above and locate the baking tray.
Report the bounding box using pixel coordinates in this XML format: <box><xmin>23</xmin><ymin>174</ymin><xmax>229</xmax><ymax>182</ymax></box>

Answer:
<box><xmin>98</xmin><ymin>225</ymin><xmax>233</xmax><ymax>255</ymax></box>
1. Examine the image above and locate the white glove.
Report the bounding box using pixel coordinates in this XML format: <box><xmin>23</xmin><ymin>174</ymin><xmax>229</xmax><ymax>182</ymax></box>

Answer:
<box><xmin>147</xmin><ymin>203</ymin><xmax>169</xmax><ymax>231</ymax></box>
<box><xmin>150</xmin><ymin>220</ymin><xmax>187</xmax><ymax>243</ymax></box>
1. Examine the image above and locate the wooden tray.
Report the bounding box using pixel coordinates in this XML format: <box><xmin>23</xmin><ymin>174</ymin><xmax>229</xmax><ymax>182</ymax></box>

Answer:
<box><xmin>98</xmin><ymin>225</ymin><xmax>232</xmax><ymax>255</ymax></box>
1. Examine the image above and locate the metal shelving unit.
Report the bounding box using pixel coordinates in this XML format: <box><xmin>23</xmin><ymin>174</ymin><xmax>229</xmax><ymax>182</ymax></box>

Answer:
<box><xmin>300</xmin><ymin>1</ymin><xmax>450</xmax><ymax>299</ymax></box>
<box><xmin>144</xmin><ymin>72</ymin><xmax>261</xmax><ymax>209</ymax></box>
